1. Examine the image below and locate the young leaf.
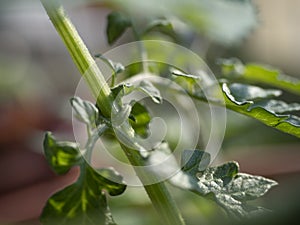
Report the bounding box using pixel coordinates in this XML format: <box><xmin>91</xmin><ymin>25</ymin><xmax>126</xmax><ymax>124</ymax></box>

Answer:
<box><xmin>112</xmin><ymin>81</ymin><xmax>162</xmax><ymax>104</ymax></box>
<box><xmin>111</xmin><ymin>83</ymin><xmax>134</xmax><ymax>101</ymax></box>
<box><xmin>137</xmin><ymin>80</ymin><xmax>162</xmax><ymax>104</ymax></box>
<box><xmin>170</xmin><ymin>68</ymin><xmax>201</xmax><ymax>94</ymax></box>
<box><xmin>170</xmin><ymin>150</ymin><xmax>277</xmax><ymax>218</ymax></box>
<box><xmin>220</xmin><ymin>58</ymin><xmax>300</xmax><ymax>95</ymax></box>
<box><xmin>43</xmin><ymin>132</ymin><xmax>82</xmax><ymax>175</ymax></box>
<box><xmin>106</xmin><ymin>11</ymin><xmax>132</xmax><ymax>45</ymax></box>
<box><xmin>94</xmin><ymin>54</ymin><xmax>125</xmax><ymax>74</ymax></box>
<box><xmin>171</xmin><ymin>68</ymin><xmax>200</xmax><ymax>79</ymax></box>
<box><xmin>40</xmin><ymin>164</ymin><xmax>126</xmax><ymax>225</ymax></box>
<box><xmin>129</xmin><ymin>102</ymin><xmax>151</xmax><ymax>138</ymax></box>
<box><xmin>70</xmin><ymin>97</ymin><xmax>99</xmax><ymax>127</ymax></box>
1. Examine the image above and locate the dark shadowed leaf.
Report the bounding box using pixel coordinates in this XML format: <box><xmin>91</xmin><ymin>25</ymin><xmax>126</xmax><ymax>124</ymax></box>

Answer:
<box><xmin>106</xmin><ymin>11</ymin><xmax>132</xmax><ymax>45</ymax></box>
<box><xmin>142</xmin><ymin>19</ymin><xmax>175</xmax><ymax>38</ymax></box>
<box><xmin>181</xmin><ymin>150</ymin><xmax>211</xmax><ymax>174</ymax></box>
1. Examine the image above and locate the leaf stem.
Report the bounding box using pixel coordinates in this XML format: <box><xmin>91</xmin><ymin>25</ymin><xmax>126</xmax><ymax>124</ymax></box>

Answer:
<box><xmin>84</xmin><ymin>124</ymin><xmax>108</xmax><ymax>162</ymax></box>
<box><xmin>40</xmin><ymin>1</ymin><xmax>185</xmax><ymax>224</ymax></box>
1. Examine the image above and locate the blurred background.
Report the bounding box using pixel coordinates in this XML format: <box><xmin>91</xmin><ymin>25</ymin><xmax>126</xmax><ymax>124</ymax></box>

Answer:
<box><xmin>0</xmin><ymin>0</ymin><xmax>299</xmax><ymax>224</ymax></box>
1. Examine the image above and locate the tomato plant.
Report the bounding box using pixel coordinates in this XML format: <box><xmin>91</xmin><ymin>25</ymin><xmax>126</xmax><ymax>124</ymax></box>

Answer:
<box><xmin>39</xmin><ymin>0</ymin><xmax>300</xmax><ymax>225</ymax></box>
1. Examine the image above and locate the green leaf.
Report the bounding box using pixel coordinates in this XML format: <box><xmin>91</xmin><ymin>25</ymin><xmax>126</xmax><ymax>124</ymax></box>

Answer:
<box><xmin>43</xmin><ymin>132</ymin><xmax>81</xmax><ymax>175</ymax></box>
<box><xmin>248</xmin><ymin>99</ymin><xmax>300</xmax><ymax>114</ymax></box>
<box><xmin>95</xmin><ymin>54</ymin><xmax>125</xmax><ymax>74</ymax></box>
<box><xmin>106</xmin><ymin>11</ymin><xmax>132</xmax><ymax>45</ymax></box>
<box><xmin>70</xmin><ymin>97</ymin><xmax>99</xmax><ymax>127</ymax></box>
<box><xmin>136</xmin><ymin>80</ymin><xmax>162</xmax><ymax>104</ymax></box>
<box><xmin>170</xmin><ymin>150</ymin><xmax>277</xmax><ymax>218</ymax></box>
<box><xmin>111</xmin><ymin>84</ymin><xmax>148</xmax><ymax>154</ymax></box>
<box><xmin>142</xmin><ymin>19</ymin><xmax>175</xmax><ymax>38</ymax></box>
<box><xmin>42</xmin><ymin>130</ymin><xmax>126</xmax><ymax>225</ymax></box>
<box><xmin>222</xmin><ymin>83</ymin><xmax>300</xmax><ymax>137</ymax></box>
<box><xmin>220</xmin><ymin>58</ymin><xmax>300</xmax><ymax>95</ymax></box>
<box><xmin>40</xmin><ymin>164</ymin><xmax>126</xmax><ymax>225</ymax></box>
<box><xmin>112</xmin><ymin>81</ymin><xmax>162</xmax><ymax>104</ymax></box>
<box><xmin>181</xmin><ymin>150</ymin><xmax>211</xmax><ymax>174</ymax></box>
<box><xmin>111</xmin><ymin>81</ymin><xmax>161</xmax><ymax>147</ymax></box>
<box><xmin>171</xmin><ymin>68</ymin><xmax>200</xmax><ymax>80</ymax></box>
<box><xmin>223</xmin><ymin>83</ymin><xmax>281</xmax><ymax>104</ymax></box>
<box><xmin>96</xmin><ymin>168</ymin><xmax>127</xmax><ymax>196</ymax></box>
<box><xmin>170</xmin><ymin>68</ymin><xmax>201</xmax><ymax>95</ymax></box>
<box><xmin>129</xmin><ymin>102</ymin><xmax>151</xmax><ymax>138</ymax></box>
<box><xmin>170</xmin><ymin>70</ymin><xmax>300</xmax><ymax>137</ymax></box>
<box><xmin>111</xmin><ymin>83</ymin><xmax>134</xmax><ymax>99</ymax></box>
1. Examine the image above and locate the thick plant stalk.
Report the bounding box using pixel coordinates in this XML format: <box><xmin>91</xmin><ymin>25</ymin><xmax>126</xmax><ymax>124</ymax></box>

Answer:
<box><xmin>40</xmin><ymin>0</ymin><xmax>112</xmax><ymax>116</ymax></box>
<box><xmin>40</xmin><ymin>0</ymin><xmax>185</xmax><ymax>224</ymax></box>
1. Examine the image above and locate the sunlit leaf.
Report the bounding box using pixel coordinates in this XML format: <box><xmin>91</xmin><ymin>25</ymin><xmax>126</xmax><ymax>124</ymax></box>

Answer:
<box><xmin>248</xmin><ymin>100</ymin><xmax>300</xmax><ymax>114</ymax></box>
<box><xmin>222</xmin><ymin>83</ymin><xmax>300</xmax><ymax>138</ymax></box>
<box><xmin>43</xmin><ymin>132</ymin><xmax>81</xmax><ymax>175</ymax></box>
<box><xmin>129</xmin><ymin>102</ymin><xmax>151</xmax><ymax>138</ymax></box>
<box><xmin>223</xmin><ymin>83</ymin><xmax>281</xmax><ymax>104</ymax></box>
<box><xmin>171</xmin><ymin>68</ymin><xmax>200</xmax><ymax>79</ymax></box>
<box><xmin>42</xmin><ymin>131</ymin><xmax>126</xmax><ymax>225</ymax></box>
<box><xmin>170</xmin><ymin>70</ymin><xmax>300</xmax><ymax>137</ymax></box>
<box><xmin>40</xmin><ymin>164</ymin><xmax>126</xmax><ymax>225</ymax></box>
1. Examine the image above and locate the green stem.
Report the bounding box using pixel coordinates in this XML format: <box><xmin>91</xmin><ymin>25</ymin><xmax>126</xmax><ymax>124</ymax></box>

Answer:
<box><xmin>40</xmin><ymin>1</ymin><xmax>185</xmax><ymax>225</ymax></box>
<box><xmin>41</xmin><ymin>0</ymin><xmax>112</xmax><ymax>117</ymax></box>
<box><xmin>121</xmin><ymin>144</ymin><xmax>185</xmax><ymax>225</ymax></box>
<box><xmin>131</xmin><ymin>19</ymin><xmax>149</xmax><ymax>73</ymax></box>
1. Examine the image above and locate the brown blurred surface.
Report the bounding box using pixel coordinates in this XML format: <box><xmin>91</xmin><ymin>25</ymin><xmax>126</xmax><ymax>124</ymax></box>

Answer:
<box><xmin>0</xmin><ymin>100</ymin><xmax>75</xmax><ymax>224</ymax></box>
